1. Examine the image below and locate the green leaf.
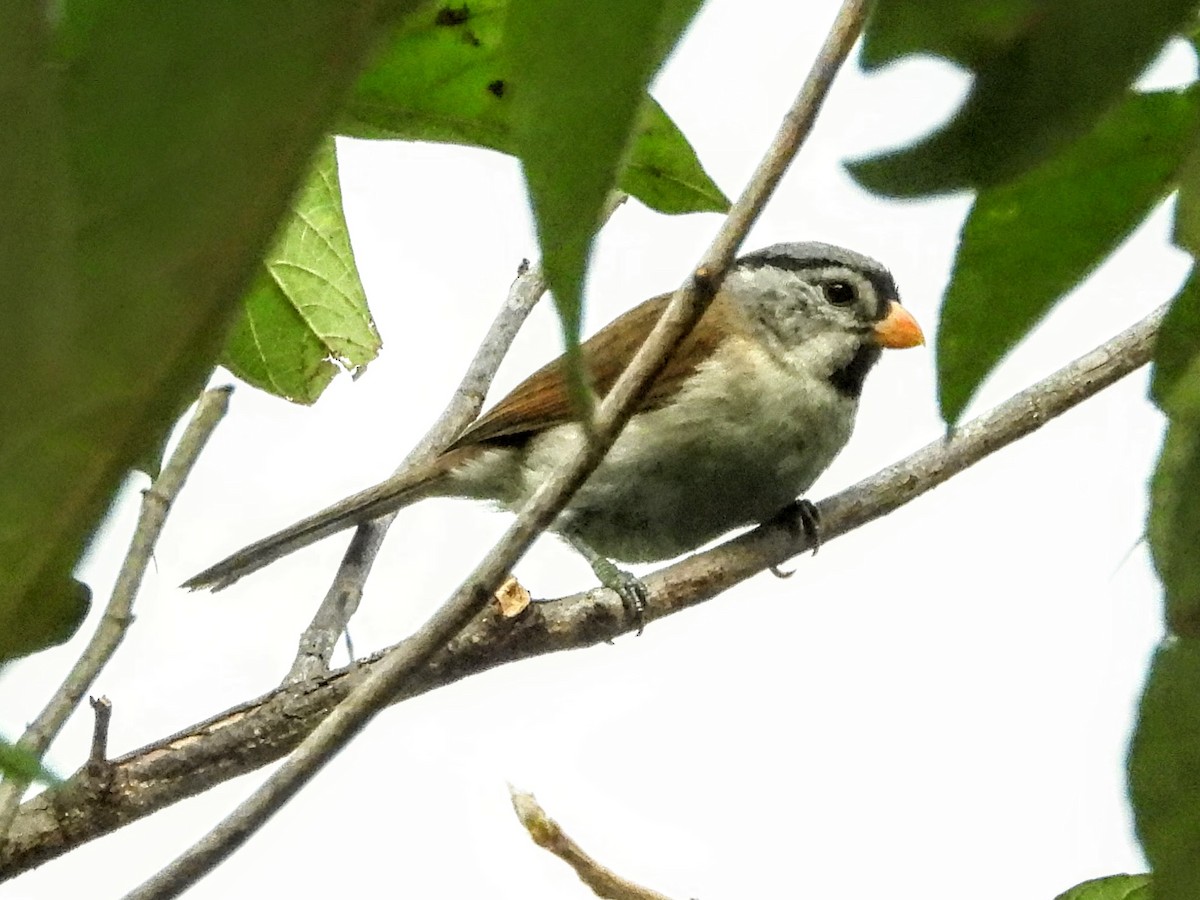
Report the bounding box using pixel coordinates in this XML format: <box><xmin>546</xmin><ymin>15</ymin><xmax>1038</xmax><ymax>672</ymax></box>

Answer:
<box><xmin>1150</xmin><ymin>111</ymin><xmax>1200</xmax><ymax>636</ymax></box>
<box><xmin>850</xmin><ymin>0</ymin><xmax>1197</xmax><ymax>196</ymax></box>
<box><xmin>1149</xmin><ymin>416</ymin><xmax>1200</xmax><ymax>635</ymax></box>
<box><xmin>1149</xmin><ymin>282</ymin><xmax>1200</xmax><ymax>638</ymax></box>
<box><xmin>0</xmin><ymin>2</ymin><xmax>89</xmax><ymax>661</ymax></box>
<box><xmin>0</xmin><ymin>0</ymin><xmax>406</xmax><ymax>660</ymax></box>
<box><xmin>1173</xmin><ymin>139</ymin><xmax>1200</xmax><ymax>255</ymax></box>
<box><xmin>937</xmin><ymin>89</ymin><xmax>1198</xmax><ymax>423</ymax></box>
<box><xmin>2</xmin><ymin>0</ymin><xmax>74</xmax><ymax>348</ymax></box>
<box><xmin>341</xmin><ymin>0</ymin><xmax>727</xmax><ymax>217</ymax></box>
<box><xmin>342</xmin><ymin>2</ymin><xmax>511</xmax><ymax>147</ymax></box>
<box><xmin>0</xmin><ymin>578</ymin><xmax>90</xmax><ymax>665</ymax></box>
<box><xmin>508</xmin><ymin>0</ymin><xmax>704</xmax><ymax>398</ymax></box>
<box><xmin>861</xmin><ymin>0</ymin><xmax>1039</xmax><ymax>70</ymax></box>
<box><xmin>222</xmin><ymin>138</ymin><xmax>381</xmax><ymax>404</ymax></box>
<box><xmin>1130</xmin><ymin>639</ymin><xmax>1200</xmax><ymax>899</ymax></box>
<box><xmin>623</xmin><ymin>99</ymin><xmax>729</xmax><ymax>215</ymax></box>
<box><xmin>1183</xmin><ymin>7</ymin><xmax>1200</xmax><ymax>53</ymax></box>
<box><xmin>1152</xmin><ymin>271</ymin><xmax>1200</xmax><ymax>413</ymax></box>
<box><xmin>0</xmin><ymin>737</ymin><xmax>60</xmax><ymax>786</ymax></box>
<box><xmin>1054</xmin><ymin>873</ymin><xmax>1152</xmax><ymax>900</ymax></box>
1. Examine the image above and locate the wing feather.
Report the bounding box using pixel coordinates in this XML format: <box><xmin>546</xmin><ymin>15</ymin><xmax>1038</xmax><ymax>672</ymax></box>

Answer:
<box><xmin>451</xmin><ymin>291</ymin><xmax>736</xmax><ymax>448</ymax></box>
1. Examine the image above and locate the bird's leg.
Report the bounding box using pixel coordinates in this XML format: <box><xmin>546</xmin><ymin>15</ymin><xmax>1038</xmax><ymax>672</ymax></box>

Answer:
<box><xmin>793</xmin><ymin>498</ymin><xmax>822</xmax><ymax>553</ymax></box>
<box><xmin>562</xmin><ymin>531</ymin><xmax>648</xmax><ymax>635</ymax></box>
<box><xmin>768</xmin><ymin>499</ymin><xmax>822</xmax><ymax>578</ymax></box>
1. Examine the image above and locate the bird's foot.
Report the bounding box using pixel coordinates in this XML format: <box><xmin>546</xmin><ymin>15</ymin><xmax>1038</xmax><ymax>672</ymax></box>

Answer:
<box><xmin>589</xmin><ymin>557</ymin><xmax>649</xmax><ymax>636</ymax></box>
<box><xmin>562</xmin><ymin>529</ymin><xmax>650</xmax><ymax>635</ymax></box>
<box><xmin>795</xmin><ymin>499</ymin><xmax>822</xmax><ymax>554</ymax></box>
<box><xmin>769</xmin><ymin>499</ymin><xmax>822</xmax><ymax>556</ymax></box>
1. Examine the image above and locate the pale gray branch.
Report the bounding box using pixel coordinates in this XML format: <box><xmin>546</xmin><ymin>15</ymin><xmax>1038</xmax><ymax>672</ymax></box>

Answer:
<box><xmin>0</xmin><ymin>386</ymin><xmax>231</xmax><ymax>845</ymax></box>
<box><xmin>0</xmin><ymin>302</ymin><xmax>1164</xmax><ymax>883</ymax></box>
<box><xmin>123</xmin><ymin>2</ymin><xmax>871</xmax><ymax>895</ymax></box>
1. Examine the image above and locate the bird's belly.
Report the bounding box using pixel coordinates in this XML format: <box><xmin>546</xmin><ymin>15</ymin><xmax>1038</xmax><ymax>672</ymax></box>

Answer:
<box><xmin>524</xmin><ymin>355</ymin><xmax>857</xmax><ymax>562</ymax></box>
<box><xmin>563</xmin><ymin>436</ymin><xmax>806</xmax><ymax>562</ymax></box>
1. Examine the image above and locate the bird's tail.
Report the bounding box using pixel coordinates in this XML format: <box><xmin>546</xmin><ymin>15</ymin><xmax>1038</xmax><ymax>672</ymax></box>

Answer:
<box><xmin>182</xmin><ymin>456</ymin><xmax>458</xmax><ymax>592</ymax></box>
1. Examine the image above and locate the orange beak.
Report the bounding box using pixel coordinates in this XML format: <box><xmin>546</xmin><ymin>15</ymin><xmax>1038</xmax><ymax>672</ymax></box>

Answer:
<box><xmin>873</xmin><ymin>301</ymin><xmax>925</xmax><ymax>349</ymax></box>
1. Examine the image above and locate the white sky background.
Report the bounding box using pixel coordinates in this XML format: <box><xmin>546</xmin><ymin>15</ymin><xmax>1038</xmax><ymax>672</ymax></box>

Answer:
<box><xmin>3</xmin><ymin>2</ymin><xmax>1195</xmax><ymax>897</ymax></box>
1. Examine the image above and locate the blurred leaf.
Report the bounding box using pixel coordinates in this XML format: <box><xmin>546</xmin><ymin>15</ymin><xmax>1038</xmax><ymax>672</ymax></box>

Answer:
<box><xmin>2</xmin><ymin>0</ymin><xmax>74</xmax><ymax>352</ymax></box>
<box><xmin>1184</xmin><ymin>7</ymin><xmax>1200</xmax><ymax>52</ymax></box>
<box><xmin>222</xmin><ymin>138</ymin><xmax>380</xmax><ymax>404</ymax></box>
<box><xmin>1054</xmin><ymin>874</ymin><xmax>1152</xmax><ymax>900</ymax></box>
<box><xmin>937</xmin><ymin>89</ymin><xmax>1198</xmax><ymax>422</ymax></box>
<box><xmin>1129</xmin><ymin>639</ymin><xmax>1200</xmax><ymax>899</ymax></box>
<box><xmin>0</xmin><ymin>578</ymin><xmax>90</xmax><ymax>664</ymax></box>
<box><xmin>341</xmin><ymin>0</ymin><xmax>726</xmax><ymax>216</ymax></box>
<box><xmin>861</xmin><ymin>0</ymin><xmax>1039</xmax><ymax>69</ymax></box>
<box><xmin>850</xmin><ymin>0</ymin><xmax>1196</xmax><ymax>196</ymax></box>
<box><xmin>1149</xmin><ymin>415</ymin><xmax>1200</xmax><ymax>635</ymax></box>
<box><xmin>1150</xmin><ymin>109</ymin><xmax>1200</xmax><ymax>638</ymax></box>
<box><xmin>0</xmin><ymin>2</ymin><xmax>86</xmax><ymax>660</ymax></box>
<box><xmin>0</xmin><ymin>737</ymin><xmax>60</xmax><ymax>786</ymax></box>
<box><xmin>1152</xmin><ymin>270</ymin><xmax>1200</xmax><ymax>412</ymax></box>
<box><xmin>1174</xmin><ymin>140</ymin><xmax>1200</xmax><ymax>254</ymax></box>
<box><xmin>0</xmin><ymin>0</ymin><xmax>404</xmax><ymax>660</ymax></box>
<box><xmin>649</xmin><ymin>0</ymin><xmax>705</xmax><ymax>67</ymax></box>
<box><xmin>508</xmin><ymin>0</ymin><xmax>703</xmax><ymax>404</ymax></box>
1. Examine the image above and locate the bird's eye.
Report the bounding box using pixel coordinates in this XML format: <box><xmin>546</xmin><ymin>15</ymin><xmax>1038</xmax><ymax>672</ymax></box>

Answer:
<box><xmin>823</xmin><ymin>280</ymin><xmax>857</xmax><ymax>305</ymax></box>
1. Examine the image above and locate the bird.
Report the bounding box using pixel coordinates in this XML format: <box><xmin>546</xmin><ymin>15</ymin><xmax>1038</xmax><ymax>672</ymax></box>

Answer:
<box><xmin>185</xmin><ymin>241</ymin><xmax>924</xmax><ymax>615</ymax></box>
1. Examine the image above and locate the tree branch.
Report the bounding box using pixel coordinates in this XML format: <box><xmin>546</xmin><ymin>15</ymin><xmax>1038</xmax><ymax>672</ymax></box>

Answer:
<box><xmin>0</xmin><ymin>386</ymin><xmax>231</xmax><ymax>845</ymax></box>
<box><xmin>0</xmin><ymin>301</ymin><xmax>1164</xmax><ymax>884</ymax></box>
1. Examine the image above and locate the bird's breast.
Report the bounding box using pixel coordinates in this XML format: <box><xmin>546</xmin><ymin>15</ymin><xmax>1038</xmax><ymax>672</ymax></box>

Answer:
<box><xmin>522</xmin><ymin>336</ymin><xmax>859</xmax><ymax>562</ymax></box>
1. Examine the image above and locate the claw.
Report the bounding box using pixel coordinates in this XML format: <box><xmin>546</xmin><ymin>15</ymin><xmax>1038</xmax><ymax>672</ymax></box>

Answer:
<box><xmin>764</xmin><ymin>499</ymin><xmax>822</xmax><ymax>572</ymax></box>
<box><xmin>611</xmin><ymin>568</ymin><xmax>649</xmax><ymax>636</ymax></box>
<box><xmin>563</xmin><ymin>530</ymin><xmax>650</xmax><ymax>636</ymax></box>
<box><xmin>592</xmin><ymin>561</ymin><xmax>648</xmax><ymax>636</ymax></box>
<box><xmin>793</xmin><ymin>499</ymin><xmax>821</xmax><ymax>555</ymax></box>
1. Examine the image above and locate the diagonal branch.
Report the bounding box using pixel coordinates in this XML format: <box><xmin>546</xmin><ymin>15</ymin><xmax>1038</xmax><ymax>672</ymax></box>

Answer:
<box><xmin>0</xmin><ymin>301</ymin><xmax>1164</xmax><ymax>883</ymax></box>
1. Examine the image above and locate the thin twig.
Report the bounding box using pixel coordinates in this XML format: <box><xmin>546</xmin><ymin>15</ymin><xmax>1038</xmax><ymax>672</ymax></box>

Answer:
<box><xmin>86</xmin><ymin>698</ymin><xmax>112</xmax><ymax>770</ymax></box>
<box><xmin>123</xmin><ymin>4</ymin><xmax>869</xmax><ymax>896</ymax></box>
<box><xmin>0</xmin><ymin>301</ymin><xmax>1163</xmax><ymax>881</ymax></box>
<box><xmin>0</xmin><ymin>386</ymin><xmax>232</xmax><ymax>845</ymax></box>
<box><xmin>510</xmin><ymin>787</ymin><xmax>675</xmax><ymax>900</ymax></box>
<box><xmin>286</xmin><ymin>194</ymin><xmax>628</xmax><ymax>682</ymax></box>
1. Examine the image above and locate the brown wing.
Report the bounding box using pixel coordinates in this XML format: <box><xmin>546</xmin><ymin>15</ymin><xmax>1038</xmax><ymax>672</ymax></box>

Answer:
<box><xmin>450</xmin><ymin>290</ymin><xmax>736</xmax><ymax>449</ymax></box>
